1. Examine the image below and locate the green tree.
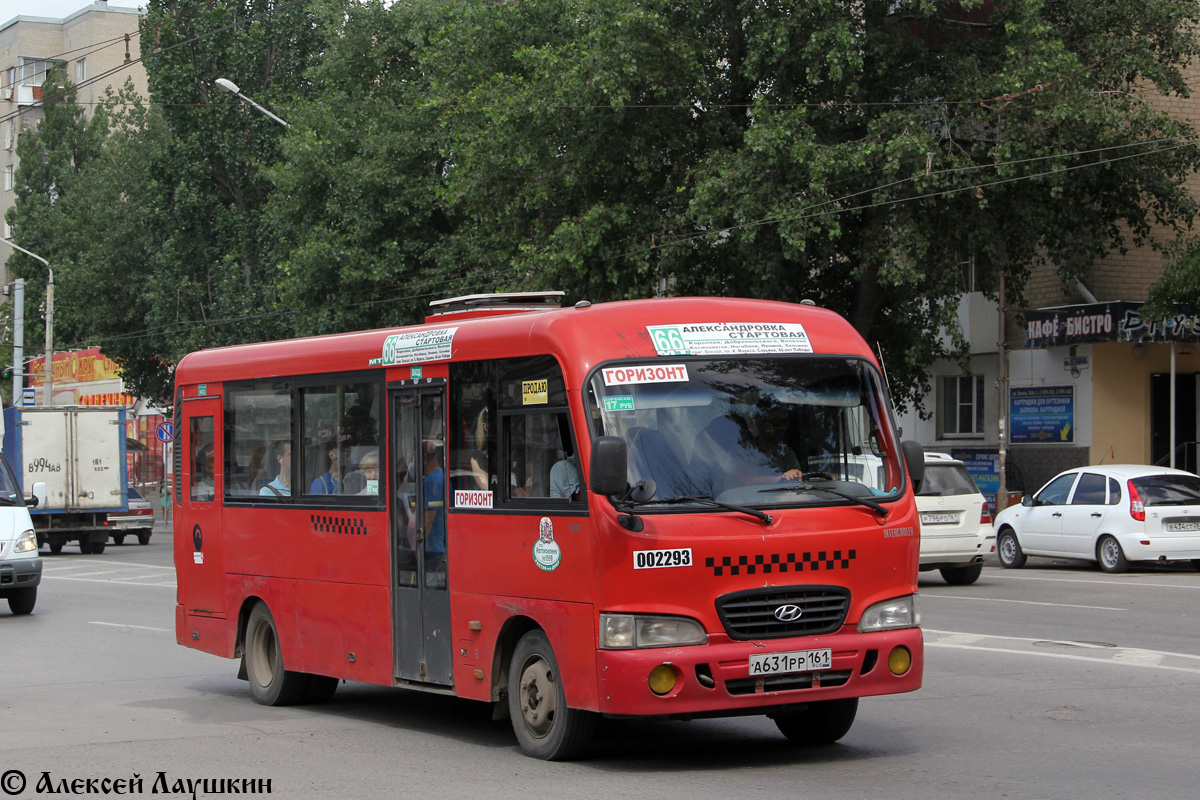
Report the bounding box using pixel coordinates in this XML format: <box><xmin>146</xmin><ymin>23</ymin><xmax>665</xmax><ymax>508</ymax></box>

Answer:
<box><xmin>131</xmin><ymin>0</ymin><xmax>347</xmax><ymax>392</ymax></box>
<box><xmin>5</xmin><ymin>67</ymin><xmax>107</xmax><ymax>364</ymax></box>
<box><xmin>269</xmin><ymin>0</ymin><xmax>1200</xmax><ymax>408</ymax></box>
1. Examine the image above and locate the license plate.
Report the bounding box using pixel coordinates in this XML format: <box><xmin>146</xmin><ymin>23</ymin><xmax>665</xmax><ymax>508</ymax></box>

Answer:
<box><xmin>1165</xmin><ymin>521</ymin><xmax>1200</xmax><ymax>532</ymax></box>
<box><xmin>748</xmin><ymin>648</ymin><xmax>832</xmax><ymax>676</ymax></box>
<box><xmin>921</xmin><ymin>512</ymin><xmax>959</xmax><ymax>525</ymax></box>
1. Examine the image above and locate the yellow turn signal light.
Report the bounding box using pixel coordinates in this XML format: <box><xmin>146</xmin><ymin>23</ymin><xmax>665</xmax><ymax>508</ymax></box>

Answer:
<box><xmin>888</xmin><ymin>646</ymin><xmax>912</xmax><ymax>676</ymax></box>
<box><xmin>648</xmin><ymin>664</ymin><xmax>677</xmax><ymax>696</ymax></box>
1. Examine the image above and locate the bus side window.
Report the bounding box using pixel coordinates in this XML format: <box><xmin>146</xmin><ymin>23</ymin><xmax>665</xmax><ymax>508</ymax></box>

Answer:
<box><xmin>190</xmin><ymin>416</ymin><xmax>215</xmax><ymax>502</ymax></box>
<box><xmin>225</xmin><ymin>382</ymin><xmax>294</xmax><ymax>501</ymax></box>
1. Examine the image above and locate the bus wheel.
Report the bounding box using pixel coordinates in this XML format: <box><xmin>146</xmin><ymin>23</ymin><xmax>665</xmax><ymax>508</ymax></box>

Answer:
<box><xmin>773</xmin><ymin>698</ymin><xmax>858</xmax><ymax>745</ymax></box>
<box><xmin>245</xmin><ymin>603</ymin><xmax>310</xmax><ymax>706</ymax></box>
<box><xmin>7</xmin><ymin>587</ymin><xmax>37</xmax><ymax>615</ymax></box>
<box><xmin>508</xmin><ymin>630</ymin><xmax>595</xmax><ymax>760</ymax></box>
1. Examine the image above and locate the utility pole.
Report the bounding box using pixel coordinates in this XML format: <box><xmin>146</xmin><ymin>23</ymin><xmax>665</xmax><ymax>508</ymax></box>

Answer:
<box><xmin>0</xmin><ymin>240</ymin><xmax>53</xmax><ymax>405</ymax></box>
<box><xmin>12</xmin><ymin>277</ymin><xmax>23</xmax><ymax>402</ymax></box>
<box><xmin>996</xmin><ymin>269</ymin><xmax>1009</xmax><ymax>512</ymax></box>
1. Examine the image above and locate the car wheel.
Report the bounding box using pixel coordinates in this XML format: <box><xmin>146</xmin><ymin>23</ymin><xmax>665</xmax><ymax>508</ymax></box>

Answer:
<box><xmin>245</xmin><ymin>602</ymin><xmax>310</xmax><ymax>706</ymax></box>
<box><xmin>997</xmin><ymin>528</ymin><xmax>1026</xmax><ymax>569</ymax></box>
<box><xmin>137</xmin><ymin>531</ymin><xmax>152</xmax><ymax>545</ymax></box>
<box><xmin>1096</xmin><ymin>535</ymin><xmax>1128</xmax><ymax>574</ymax></box>
<box><xmin>7</xmin><ymin>587</ymin><xmax>36</xmax><ymax>615</ymax></box>
<box><xmin>940</xmin><ymin>563</ymin><xmax>983</xmax><ymax>586</ymax></box>
<box><xmin>773</xmin><ymin>698</ymin><xmax>858</xmax><ymax>745</ymax></box>
<box><xmin>112</xmin><ymin>534</ymin><xmax>126</xmax><ymax>545</ymax></box>
<box><xmin>508</xmin><ymin>629</ymin><xmax>596</xmax><ymax>760</ymax></box>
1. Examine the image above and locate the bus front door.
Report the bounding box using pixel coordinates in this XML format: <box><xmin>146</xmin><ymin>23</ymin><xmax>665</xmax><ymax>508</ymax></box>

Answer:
<box><xmin>390</xmin><ymin>386</ymin><xmax>452</xmax><ymax>687</ymax></box>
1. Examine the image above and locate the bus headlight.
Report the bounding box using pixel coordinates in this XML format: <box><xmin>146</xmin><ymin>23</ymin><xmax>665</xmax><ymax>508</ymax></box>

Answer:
<box><xmin>857</xmin><ymin>594</ymin><xmax>920</xmax><ymax>633</ymax></box>
<box><xmin>600</xmin><ymin>614</ymin><xmax>708</xmax><ymax>649</ymax></box>
<box><xmin>12</xmin><ymin>529</ymin><xmax>38</xmax><ymax>554</ymax></box>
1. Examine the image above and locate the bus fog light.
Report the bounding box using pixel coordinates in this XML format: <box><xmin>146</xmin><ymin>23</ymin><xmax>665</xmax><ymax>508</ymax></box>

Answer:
<box><xmin>648</xmin><ymin>664</ymin><xmax>677</xmax><ymax>695</ymax></box>
<box><xmin>888</xmin><ymin>646</ymin><xmax>912</xmax><ymax>675</ymax></box>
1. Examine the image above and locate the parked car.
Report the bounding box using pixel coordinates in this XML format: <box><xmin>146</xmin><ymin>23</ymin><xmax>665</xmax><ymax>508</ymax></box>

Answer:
<box><xmin>106</xmin><ymin>486</ymin><xmax>154</xmax><ymax>546</ymax></box>
<box><xmin>0</xmin><ymin>458</ymin><xmax>41</xmax><ymax>614</ymax></box>
<box><xmin>916</xmin><ymin>452</ymin><xmax>993</xmax><ymax>584</ymax></box>
<box><xmin>993</xmin><ymin>464</ymin><xmax>1200</xmax><ymax>573</ymax></box>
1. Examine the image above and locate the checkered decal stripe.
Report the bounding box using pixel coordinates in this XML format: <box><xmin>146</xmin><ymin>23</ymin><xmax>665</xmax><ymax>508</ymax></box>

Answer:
<box><xmin>311</xmin><ymin>514</ymin><xmax>368</xmax><ymax>536</ymax></box>
<box><xmin>705</xmin><ymin>550</ymin><xmax>856</xmax><ymax>576</ymax></box>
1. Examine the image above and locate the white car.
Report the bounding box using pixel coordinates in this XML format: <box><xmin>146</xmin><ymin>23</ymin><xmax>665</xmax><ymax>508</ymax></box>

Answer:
<box><xmin>993</xmin><ymin>464</ymin><xmax>1200</xmax><ymax>573</ymax></box>
<box><xmin>916</xmin><ymin>452</ymin><xmax>994</xmax><ymax>584</ymax></box>
<box><xmin>0</xmin><ymin>459</ymin><xmax>41</xmax><ymax>615</ymax></box>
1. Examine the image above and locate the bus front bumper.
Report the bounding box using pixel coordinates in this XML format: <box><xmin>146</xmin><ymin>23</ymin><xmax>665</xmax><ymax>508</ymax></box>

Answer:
<box><xmin>594</xmin><ymin>627</ymin><xmax>922</xmax><ymax>718</ymax></box>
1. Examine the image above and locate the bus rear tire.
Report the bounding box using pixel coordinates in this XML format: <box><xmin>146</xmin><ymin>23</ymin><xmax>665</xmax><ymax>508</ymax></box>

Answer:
<box><xmin>245</xmin><ymin>603</ymin><xmax>310</xmax><ymax>706</ymax></box>
<box><xmin>508</xmin><ymin>630</ymin><xmax>595</xmax><ymax>760</ymax></box>
<box><xmin>773</xmin><ymin>697</ymin><xmax>858</xmax><ymax>745</ymax></box>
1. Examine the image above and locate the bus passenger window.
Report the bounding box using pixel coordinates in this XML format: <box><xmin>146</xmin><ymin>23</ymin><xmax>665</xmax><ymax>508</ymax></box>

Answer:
<box><xmin>190</xmin><ymin>416</ymin><xmax>215</xmax><ymax>502</ymax></box>
<box><xmin>298</xmin><ymin>381</ymin><xmax>382</xmax><ymax>500</ymax></box>
<box><xmin>224</xmin><ymin>383</ymin><xmax>293</xmax><ymax>501</ymax></box>
<box><xmin>503</xmin><ymin>411</ymin><xmax>580</xmax><ymax>502</ymax></box>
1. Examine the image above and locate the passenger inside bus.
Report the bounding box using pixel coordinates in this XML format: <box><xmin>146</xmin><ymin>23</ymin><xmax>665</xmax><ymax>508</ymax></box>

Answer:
<box><xmin>259</xmin><ymin>440</ymin><xmax>292</xmax><ymax>497</ymax></box>
<box><xmin>310</xmin><ymin>446</ymin><xmax>339</xmax><ymax>494</ymax></box>
<box><xmin>689</xmin><ymin>399</ymin><xmax>803</xmax><ymax>496</ymax></box>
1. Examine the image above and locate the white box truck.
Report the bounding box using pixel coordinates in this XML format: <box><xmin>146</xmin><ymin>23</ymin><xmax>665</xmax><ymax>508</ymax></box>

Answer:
<box><xmin>2</xmin><ymin>406</ymin><xmax>129</xmax><ymax>554</ymax></box>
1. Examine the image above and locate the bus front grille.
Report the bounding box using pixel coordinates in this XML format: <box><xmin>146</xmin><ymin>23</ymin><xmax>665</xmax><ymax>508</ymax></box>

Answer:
<box><xmin>716</xmin><ymin>586</ymin><xmax>850</xmax><ymax>640</ymax></box>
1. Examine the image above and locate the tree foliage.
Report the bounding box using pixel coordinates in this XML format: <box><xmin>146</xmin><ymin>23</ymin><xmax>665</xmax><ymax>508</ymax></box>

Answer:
<box><xmin>9</xmin><ymin>0</ymin><xmax>1200</xmax><ymax>409</ymax></box>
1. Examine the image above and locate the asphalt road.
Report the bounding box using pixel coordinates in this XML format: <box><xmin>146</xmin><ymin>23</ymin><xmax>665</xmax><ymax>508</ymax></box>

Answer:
<box><xmin>2</xmin><ymin>530</ymin><xmax>1198</xmax><ymax>800</ymax></box>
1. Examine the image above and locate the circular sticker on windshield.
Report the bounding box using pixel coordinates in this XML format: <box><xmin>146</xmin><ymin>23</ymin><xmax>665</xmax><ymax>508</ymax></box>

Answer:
<box><xmin>533</xmin><ymin>517</ymin><xmax>561</xmax><ymax>572</ymax></box>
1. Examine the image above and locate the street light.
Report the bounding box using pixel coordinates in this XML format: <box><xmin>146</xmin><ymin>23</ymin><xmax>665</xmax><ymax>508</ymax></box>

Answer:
<box><xmin>0</xmin><ymin>238</ymin><xmax>53</xmax><ymax>405</ymax></box>
<box><xmin>214</xmin><ymin>78</ymin><xmax>291</xmax><ymax>128</ymax></box>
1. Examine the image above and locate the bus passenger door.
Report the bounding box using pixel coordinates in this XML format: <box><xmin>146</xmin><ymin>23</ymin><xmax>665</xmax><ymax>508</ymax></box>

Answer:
<box><xmin>390</xmin><ymin>386</ymin><xmax>452</xmax><ymax>686</ymax></box>
<box><xmin>179</xmin><ymin>397</ymin><xmax>224</xmax><ymax>617</ymax></box>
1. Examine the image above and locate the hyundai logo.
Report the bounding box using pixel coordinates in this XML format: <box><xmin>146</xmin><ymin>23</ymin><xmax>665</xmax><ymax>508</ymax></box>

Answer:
<box><xmin>773</xmin><ymin>604</ymin><xmax>803</xmax><ymax>622</ymax></box>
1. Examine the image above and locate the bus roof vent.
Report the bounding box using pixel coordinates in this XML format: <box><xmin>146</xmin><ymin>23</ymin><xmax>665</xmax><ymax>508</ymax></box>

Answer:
<box><xmin>425</xmin><ymin>291</ymin><xmax>566</xmax><ymax>322</ymax></box>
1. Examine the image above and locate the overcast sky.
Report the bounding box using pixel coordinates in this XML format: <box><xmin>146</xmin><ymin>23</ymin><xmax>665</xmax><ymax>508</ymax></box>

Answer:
<box><xmin>0</xmin><ymin>1</ymin><xmax>144</xmax><ymax>27</ymax></box>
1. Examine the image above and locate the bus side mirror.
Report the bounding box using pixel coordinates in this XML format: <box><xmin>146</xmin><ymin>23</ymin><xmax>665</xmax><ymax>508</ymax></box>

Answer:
<box><xmin>32</xmin><ymin>481</ymin><xmax>48</xmax><ymax>510</ymax></box>
<box><xmin>901</xmin><ymin>440</ymin><xmax>924</xmax><ymax>494</ymax></box>
<box><xmin>589</xmin><ymin>436</ymin><xmax>629</xmax><ymax>497</ymax></box>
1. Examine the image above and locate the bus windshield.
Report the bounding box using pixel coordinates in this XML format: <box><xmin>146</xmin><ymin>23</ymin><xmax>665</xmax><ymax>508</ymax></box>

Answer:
<box><xmin>587</xmin><ymin>357</ymin><xmax>903</xmax><ymax>509</ymax></box>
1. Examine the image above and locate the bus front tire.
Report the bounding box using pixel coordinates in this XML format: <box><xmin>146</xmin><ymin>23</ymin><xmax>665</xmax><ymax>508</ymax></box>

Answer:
<box><xmin>507</xmin><ymin>630</ymin><xmax>595</xmax><ymax>760</ymax></box>
<box><xmin>773</xmin><ymin>697</ymin><xmax>858</xmax><ymax>745</ymax></box>
<box><xmin>245</xmin><ymin>603</ymin><xmax>310</xmax><ymax>706</ymax></box>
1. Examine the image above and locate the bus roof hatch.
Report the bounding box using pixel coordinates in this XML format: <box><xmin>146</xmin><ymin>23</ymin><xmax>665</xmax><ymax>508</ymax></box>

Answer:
<box><xmin>425</xmin><ymin>291</ymin><xmax>566</xmax><ymax>322</ymax></box>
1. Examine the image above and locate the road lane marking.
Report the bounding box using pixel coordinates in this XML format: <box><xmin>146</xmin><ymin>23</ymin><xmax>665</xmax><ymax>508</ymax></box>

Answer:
<box><xmin>42</xmin><ymin>560</ymin><xmax>173</xmax><ymax>571</ymax></box>
<box><xmin>89</xmin><ymin>622</ymin><xmax>172</xmax><ymax>633</ymax></box>
<box><xmin>925</xmin><ymin>628</ymin><xmax>1200</xmax><ymax>673</ymax></box>
<box><xmin>921</xmin><ymin>594</ymin><xmax>1124</xmax><ymax>611</ymax></box>
<box><xmin>47</xmin><ymin>576</ymin><xmax>175</xmax><ymax>588</ymax></box>
<box><xmin>983</xmin><ymin>572</ymin><xmax>1200</xmax><ymax>591</ymax></box>
<box><xmin>927</xmin><ymin>642</ymin><xmax>1200</xmax><ymax>675</ymax></box>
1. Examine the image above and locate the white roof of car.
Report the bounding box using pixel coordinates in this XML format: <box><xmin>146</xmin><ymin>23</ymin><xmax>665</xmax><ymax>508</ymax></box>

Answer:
<box><xmin>1054</xmin><ymin>464</ymin><xmax>1198</xmax><ymax>480</ymax></box>
<box><xmin>924</xmin><ymin>452</ymin><xmax>962</xmax><ymax>465</ymax></box>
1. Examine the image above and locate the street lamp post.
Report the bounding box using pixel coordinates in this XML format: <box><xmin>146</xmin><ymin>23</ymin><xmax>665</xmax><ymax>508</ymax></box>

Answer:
<box><xmin>214</xmin><ymin>78</ymin><xmax>291</xmax><ymax>128</ymax></box>
<box><xmin>0</xmin><ymin>239</ymin><xmax>52</xmax><ymax>406</ymax></box>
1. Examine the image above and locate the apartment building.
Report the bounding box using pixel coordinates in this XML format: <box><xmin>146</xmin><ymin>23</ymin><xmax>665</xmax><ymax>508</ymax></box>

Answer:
<box><xmin>0</xmin><ymin>1</ymin><xmax>146</xmax><ymax>281</ymax></box>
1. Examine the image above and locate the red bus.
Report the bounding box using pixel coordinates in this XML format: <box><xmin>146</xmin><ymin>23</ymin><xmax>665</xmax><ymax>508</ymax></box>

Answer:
<box><xmin>173</xmin><ymin>293</ymin><xmax>926</xmax><ymax>759</ymax></box>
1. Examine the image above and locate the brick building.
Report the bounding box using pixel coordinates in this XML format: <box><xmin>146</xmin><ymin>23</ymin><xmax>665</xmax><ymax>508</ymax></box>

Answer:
<box><xmin>898</xmin><ymin>61</ymin><xmax>1200</xmax><ymax>507</ymax></box>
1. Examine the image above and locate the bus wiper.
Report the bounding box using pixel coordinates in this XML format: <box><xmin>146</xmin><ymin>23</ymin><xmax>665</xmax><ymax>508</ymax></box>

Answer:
<box><xmin>646</xmin><ymin>495</ymin><xmax>773</xmax><ymax>525</ymax></box>
<box><xmin>764</xmin><ymin>483</ymin><xmax>890</xmax><ymax>518</ymax></box>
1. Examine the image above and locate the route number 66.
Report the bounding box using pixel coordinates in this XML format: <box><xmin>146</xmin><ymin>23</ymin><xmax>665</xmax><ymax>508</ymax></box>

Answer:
<box><xmin>650</xmin><ymin>326</ymin><xmax>689</xmax><ymax>355</ymax></box>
